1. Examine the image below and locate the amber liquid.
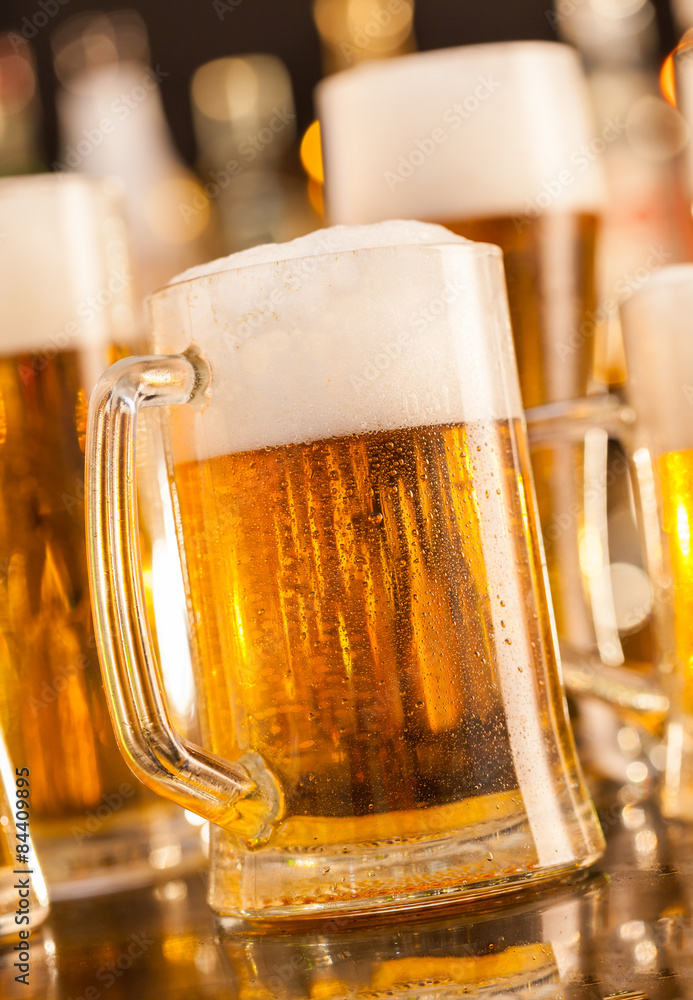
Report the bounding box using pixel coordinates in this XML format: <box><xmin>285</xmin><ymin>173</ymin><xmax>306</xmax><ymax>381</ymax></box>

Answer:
<box><xmin>175</xmin><ymin>419</ymin><xmax>580</xmax><ymax>848</ymax></box>
<box><xmin>446</xmin><ymin>213</ymin><xmax>598</xmax><ymax>409</ymax></box>
<box><xmin>447</xmin><ymin>213</ymin><xmax>610</xmax><ymax>653</ymax></box>
<box><xmin>658</xmin><ymin>449</ymin><xmax>693</xmax><ymax>714</ymax></box>
<box><xmin>0</xmin><ymin>351</ymin><xmax>144</xmax><ymax>826</ymax></box>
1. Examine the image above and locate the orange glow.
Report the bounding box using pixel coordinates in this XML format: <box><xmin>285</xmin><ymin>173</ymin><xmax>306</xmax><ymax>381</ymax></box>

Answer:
<box><xmin>308</xmin><ymin>177</ymin><xmax>325</xmax><ymax>217</ymax></box>
<box><xmin>300</xmin><ymin>120</ymin><xmax>324</xmax><ymax>184</ymax></box>
<box><xmin>661</xmin><ymin>51</ymin><xmax>676</xmax><ymax>107</ymax></box>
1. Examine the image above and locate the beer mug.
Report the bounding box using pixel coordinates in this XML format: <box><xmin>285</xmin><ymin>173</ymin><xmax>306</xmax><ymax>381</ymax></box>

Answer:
<box><xmin>0</xmin><ymin>727</ymin><xmax>49</xmax><ymax>939</ymax></box>
<box><xmin>317</xmin><ymin>43</ymin><xmax>658</xmax><ymax>698</ymax></box>
<box><xmin>87</xmin><ymin>221</ymin><xmax>604</xmax><ymax>918</ymax></box>
<box><xmin>621</xmin><ymin>265</ymin><xmax>693</xmax><ymax>818</ymax></box>
<box><xmin>0</xmin><ymin>174</ymin><xmax>198</xmax><ymax>898</ymax></box>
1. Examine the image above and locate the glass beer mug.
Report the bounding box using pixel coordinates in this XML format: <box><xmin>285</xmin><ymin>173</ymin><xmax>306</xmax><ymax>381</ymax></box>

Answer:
<box><xmin>86</xmin><ymin>221</ymin><xmax>604</xmax><ymax>918</ymax></box>
<box><xmin>0</xmin><ymin>174</ymin><xmax>197</xmax><ymax>898</ymax></box>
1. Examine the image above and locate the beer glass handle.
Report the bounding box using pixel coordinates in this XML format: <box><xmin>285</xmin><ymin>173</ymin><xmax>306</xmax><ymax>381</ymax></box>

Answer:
<box><xmin>86</xmin><ymin>353</ymin><xmax>284</xmax><ymax>841</ymax></box>
<box><xmin>526</xmin><ymin>394</ymin><xmax>669</xmax><ymax>723</ymax></box>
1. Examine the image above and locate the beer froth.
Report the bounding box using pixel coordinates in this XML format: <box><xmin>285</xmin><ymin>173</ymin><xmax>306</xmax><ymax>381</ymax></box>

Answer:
<box><xmin>152</xmin><ymin>222</ymin><xmax>523</xmax><ymax>461</ymax></box>
<box><xmin>317</xmin><ymin>42</ymin><xmax>606</xmax><ymax>225</ymax></box>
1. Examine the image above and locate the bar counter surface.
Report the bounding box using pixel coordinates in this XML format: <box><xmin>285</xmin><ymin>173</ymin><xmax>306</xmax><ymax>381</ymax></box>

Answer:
<box><xmin>2</xmin><ymin>788</ymin><xmax>692</xmax><ymax>999</ymax></box>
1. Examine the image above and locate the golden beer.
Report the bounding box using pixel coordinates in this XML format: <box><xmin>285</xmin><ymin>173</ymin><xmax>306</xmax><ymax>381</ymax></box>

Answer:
<box><xmin>0</xmin><ymin>351</ymin><xmax>145</xmax><ymax>820</ymax></box>
<box><xmin>446</xmin><ymin>214</ymin><xmax>599</xmax><ymax>409</ymax></box>
<box><xmin>175</xmin><ymin>418</ymin><xmax>579</xmax><ymax>860</ymax></box>
<box><xmin>658</xmin><ymin>448</ymin><xmax>693</xmax><ymax>714</ymax></box>
<box><xmin>449</xmin><ymin>213</ymin><xmax>599</xmax><ymax>650</ymax></box>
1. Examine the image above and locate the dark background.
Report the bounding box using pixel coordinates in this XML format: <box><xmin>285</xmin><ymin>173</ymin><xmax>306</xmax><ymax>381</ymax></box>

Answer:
<box><xmin>0</xmin><ymin>0</ymin><xmax>678</xmax><ymax>165</ymax></box>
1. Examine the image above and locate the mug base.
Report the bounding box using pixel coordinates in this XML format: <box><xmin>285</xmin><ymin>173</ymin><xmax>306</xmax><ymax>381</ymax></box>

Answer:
<box><xmin>208</xmin><ymin>798</ymin><xmax>604</xmax><ymax>919</ymax></box>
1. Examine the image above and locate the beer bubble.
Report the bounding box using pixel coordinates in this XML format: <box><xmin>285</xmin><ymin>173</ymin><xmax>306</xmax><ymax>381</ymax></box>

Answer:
<box><xmin>505</xmin><ymin>639</ymin><xmax>512</xmax><ymax>645</ymax></box>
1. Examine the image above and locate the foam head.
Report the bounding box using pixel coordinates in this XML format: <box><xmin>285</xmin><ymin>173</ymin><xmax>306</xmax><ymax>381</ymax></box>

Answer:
<box><xmin>0</xmin><ymin>173</ymin><xmax>136</xmax><ymax>356</ymax></box>
<box><xmin>621</xmin><ymin>264</ymin><xmax>693</xmax><ymax>455</ymax></box>
<box><xmin>317</xmin><ymin>41</ymin><xmax>606</xmax><ymax>225</ymax></box>
<box><xmin>151</xmin><ymin>221</ymin><xmax>523</xmax><ymax>462</ymax></box>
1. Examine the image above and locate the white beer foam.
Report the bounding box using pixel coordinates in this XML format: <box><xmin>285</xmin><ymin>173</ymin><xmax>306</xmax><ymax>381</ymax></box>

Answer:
<box><xmin>151</xmin><ymin>221</ymin><xmax>524</xmax><ymax>461</ymax></box>
<box><xmin>0</xmin><ymin>173</ymin><xmax>135</xmax><ymax>357</ymax></box>
<box><xmin>317</xmin><ymin>41</ymin><xmax>606</xmax><ymax>225</ymax></box>
<box><xmin>167</xmin><ymin>219</ymin><xmax>471</xmax><ymax>285</ymax></box>
<box><xmin>622</xmin><ymin>264</ymin><xmax>693</xmax><ymax>455</ymax></box>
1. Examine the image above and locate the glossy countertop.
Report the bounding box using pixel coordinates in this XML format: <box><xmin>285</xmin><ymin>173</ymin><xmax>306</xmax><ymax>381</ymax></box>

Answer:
<box><xmin>2</xmin><ymin>786</ymin><xmax>692</xmax><ymax>999</ymax></box>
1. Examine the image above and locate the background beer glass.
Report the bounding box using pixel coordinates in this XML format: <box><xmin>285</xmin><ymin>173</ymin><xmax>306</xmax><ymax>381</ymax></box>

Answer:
<box><xmin>621</xmin><ymin>265</ymin><xmax>693</xmax><ymax>819</ymax></box>
<box><xmin>317</xmin><ymin>42</ymin><xmax>613</xmax><ymax>665</ymax></box>
<box><xmin>0</xmin><ymin>174</ymin><xmax>197</xmax><ymax>897</ymax></box>
<box><xmin>87</xmin><ymin>221</ymin><xmax>604</xmax><ymax>918</ymax></box>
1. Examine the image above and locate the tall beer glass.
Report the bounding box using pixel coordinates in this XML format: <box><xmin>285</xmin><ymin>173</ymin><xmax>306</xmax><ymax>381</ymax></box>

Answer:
<box><xmin>0</xmin><ymin>174</ymin><xmax>196</xmax><ymax>898</ymax></box>
<box><xmin>87</xmin><ymin>221</ymin><xmax>604</xmax><ymax>918</ymax></box>
<box><xmin>317</xmin><ymin>42</ymin><xmax>607</xmax><ymax>658</ymax></box>
<box><xmin>621</xmin><ymin>265</ymin><xmax>693</xmax><ymax>818</ymax></box>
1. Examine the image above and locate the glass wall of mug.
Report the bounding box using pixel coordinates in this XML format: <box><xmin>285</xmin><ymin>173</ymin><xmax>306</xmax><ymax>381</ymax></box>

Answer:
<box><xmin>317</xmin><ymin>42</ymin><xmax>656</xmax><ymax>687</ymax></box>
<box><xmin>0</xmin><ymin>174</ymin><xmax>200</xmax><ymax>898</ymax></box>
<box><xmin>86</xmin><ymin>222</ymin><xmax>604</xmax><ymax>919</ymax></box>
<box><xmin>620</xmin><ymin>265</ymin><xmax>693</xmax><ymax>820</ymax></box>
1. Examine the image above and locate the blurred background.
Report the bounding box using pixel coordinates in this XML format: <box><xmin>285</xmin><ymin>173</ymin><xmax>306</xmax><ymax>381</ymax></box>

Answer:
<box><xmin>0</xmin><ymin>0</ymin><xmax>679</xmax><ymax>166</ymax></box>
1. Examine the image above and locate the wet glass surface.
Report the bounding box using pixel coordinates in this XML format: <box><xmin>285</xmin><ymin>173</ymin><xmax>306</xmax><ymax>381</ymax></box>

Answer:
<box><xmin>2</xmin><ymin>788</ymin><xmax>693</xmax><ymax>999</ymax></box>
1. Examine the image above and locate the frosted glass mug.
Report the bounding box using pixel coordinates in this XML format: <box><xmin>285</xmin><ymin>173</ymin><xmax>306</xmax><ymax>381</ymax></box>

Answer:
<box><xmin>86</xmin><ymin>226</ymin><xmax>604</xmax><ymax>918</ymax></box>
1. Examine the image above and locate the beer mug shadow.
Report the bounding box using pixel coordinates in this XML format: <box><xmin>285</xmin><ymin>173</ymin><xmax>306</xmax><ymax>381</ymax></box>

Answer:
<box><xmin>215</xmin><ymin>875</ymin><xmax>607</xmax><ymax>1000</ymax></box>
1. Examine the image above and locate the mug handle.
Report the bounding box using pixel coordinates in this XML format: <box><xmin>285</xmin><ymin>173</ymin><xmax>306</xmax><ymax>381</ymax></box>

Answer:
<box><xmin>525</xmin><ymin>393</ymin><xmax>669</xmax><ymax>723</ymax></box>
<box><xmin>86</xmin><ymin>352</ymin><xmax>284</xmax><ymax>842</ymax></box>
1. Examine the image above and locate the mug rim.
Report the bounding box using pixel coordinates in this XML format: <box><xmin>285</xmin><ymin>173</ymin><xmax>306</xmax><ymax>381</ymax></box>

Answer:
<box><xmin>150</xmin><ymin>238</ymin><xmax>504</xmax><ymax>300</ymax></box>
